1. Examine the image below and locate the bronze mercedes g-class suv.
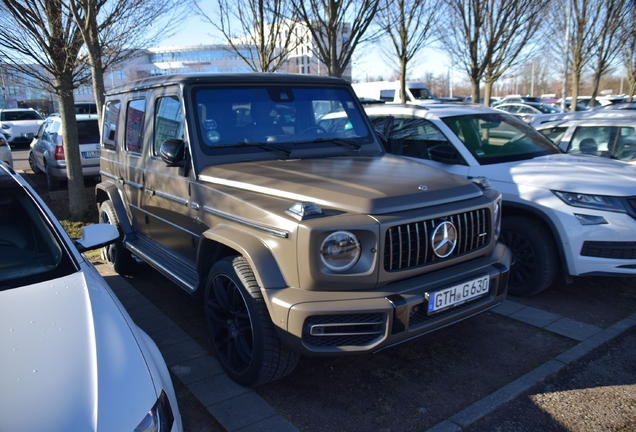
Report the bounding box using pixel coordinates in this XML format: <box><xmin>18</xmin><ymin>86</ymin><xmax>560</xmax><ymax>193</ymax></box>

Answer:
<box><xmin>96</xmin><ymin>73</ymin><xmax>511</xmax><ymax>386</ymax></box>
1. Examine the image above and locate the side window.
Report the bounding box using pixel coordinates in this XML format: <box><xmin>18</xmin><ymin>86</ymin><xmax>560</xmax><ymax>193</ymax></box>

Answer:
<box><xmin>538</xmin><ymin>126</ymin><xmax>567</xmax><ymax>145</ymax></box>
<box><xmin>370</xmin><ymin>115</ymin><xmax>450</xmax><ymax>159</ymax></box>
<box><xmin>379</xmin><ymin>89</ymin><xmax>395</xmax><ymax>102</ymax></box>
<box><xmin>615</xmin><ymin>127</ymin><xmax>636</xmax><ymax>161</ymax></box>
<box><xmin>102</xmin><ymin>100</ymin><xmax>120</xmax><ymax>151</ymax></box>
<box><xmin>569</xmin><ymin>126</ymin><xmax>614</xmax><ymax>155</ymax></box>
<box><xmin>154</xmin><ymin>96</ymin><xmax>184</xmax><ymax>155</ymax></box>
<box><xmin>125</xmin><ymin>98</ymin><xmax>146</xmax><ymax>153</ymax></box>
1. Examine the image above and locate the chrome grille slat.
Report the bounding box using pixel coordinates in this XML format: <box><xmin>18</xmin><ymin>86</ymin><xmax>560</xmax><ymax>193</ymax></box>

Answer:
<box><xmin>383</xmin><ymin>208</ymin><xmax>491</xmax><ymax>272</ymax></box>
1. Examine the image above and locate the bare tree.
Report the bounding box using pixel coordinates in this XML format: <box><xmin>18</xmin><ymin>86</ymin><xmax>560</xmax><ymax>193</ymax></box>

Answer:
<box><xmin>293</xmin><ymin>0</ymin><xmax>382</xmax><ymax>78</ymax></box>
<box><xmin>69</xmin><ymin>0</ymin><xmax>184</xmax><ymax>122</ymax></box>
<box><xmin>0</xmin><ymin>0</ymin><xmax>89</xmax><ymax>219</ymax></box>
<box><xmin>623</xmin><ymin>4</ymin><xmax>636</xmax><ymax>101</ymax></box>
<box><xmin>192</xmin><ymin>0</ymin><xmax>298</xmax><ymax>72</ymax></box>
<box><xmin>585</xmin><ymin>0</ymin><xmax>632</xmax><ymax>107</ymax></box>
<box><xmin>438</xmin><ymin>0</ymin><xmax>549</xmax><ymax>106</ymax></box>
<box><xmin>376</xmin><ymin>0</ymin><xmax>441</xmax><ymax>102</ymax></box>
<box><xmin>549</xmin><ymin>0</ymin><xmax>607</xmax><ymax>111</ymax></box>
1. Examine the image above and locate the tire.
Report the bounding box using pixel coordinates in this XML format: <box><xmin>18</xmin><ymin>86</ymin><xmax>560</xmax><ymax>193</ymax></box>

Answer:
<box><xmin>205</xmin><ymin>256</ymin><xmax>299</xmax><ymax>386</ymax></box>
<box><xmin>99</xmin><ymin>200</ymin><xmax>136</xmax><ymax>274</ymax></box>
<box><xmin>28</xmin><ymin>151</ymin><xmax>42</xmax><ymax>174</ymax></box>
<box><xmin>501</xmin><ymin>215</ymin><xmax>559</xmax><ymax>296</ymax></box>
<box><xmin>45</xmin><ymin>164</ymin><xmax>61</xmax><ymax>191</ymax></box>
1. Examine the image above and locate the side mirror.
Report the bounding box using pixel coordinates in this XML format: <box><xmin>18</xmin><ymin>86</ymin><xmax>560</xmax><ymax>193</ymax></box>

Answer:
<box><xmin>429</xmin><ymin>144</ymin><xmax>462</xmax><ymax>164</ymax></box>
<box><xmin>74</xmin><ymin>224</ymin><xmax>118</xmax><ymax>253</ymax></box>
<box><xmin>160</xmin><ymin>138</ymin><xmax>186</xmax><ymax>167</ymax></box>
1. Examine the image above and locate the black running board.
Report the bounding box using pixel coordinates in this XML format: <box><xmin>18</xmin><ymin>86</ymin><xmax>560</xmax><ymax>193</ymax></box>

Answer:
<box><xmin>126</xmin><ymin>236</ymin><xmax>199</xmax><ymax>293</ymax></box>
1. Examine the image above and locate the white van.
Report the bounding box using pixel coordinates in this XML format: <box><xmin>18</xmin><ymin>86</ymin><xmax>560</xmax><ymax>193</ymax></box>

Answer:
<box><xmin>352</xmin><ymin>81</ymin><xmax>439</xmax><ymax>104</ymax></box>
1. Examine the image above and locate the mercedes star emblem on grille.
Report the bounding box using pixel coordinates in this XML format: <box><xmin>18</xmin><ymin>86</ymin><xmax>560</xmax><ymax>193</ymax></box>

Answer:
<box><xmin>431</xmin><ymin>221</ymin><xmax>458</xmax><ymax>258</ymax></box>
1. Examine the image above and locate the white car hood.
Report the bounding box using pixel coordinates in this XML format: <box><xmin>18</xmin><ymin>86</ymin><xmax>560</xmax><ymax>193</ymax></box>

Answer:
<box><xmin>0</xmin><ymin>270</ymin><xmax>157</xmax><ymax>431</ymax></box>
<box><xmin>488</xmin><ymin>154</ymin><xmax>636</xmax><ymax>196</ymax></box>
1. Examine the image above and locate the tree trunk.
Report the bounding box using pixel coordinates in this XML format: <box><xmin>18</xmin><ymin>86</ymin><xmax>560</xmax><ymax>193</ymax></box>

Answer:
<box><xmin>471</xmin><ymin>75</ymin><xmax>480</xmax><ymax>105</ymax></box>
<box><xmin>55</xmin><ymin>72</ymin><xmax>88</xmax><ymax>220</ymax></box>
<box><xmin>570</xmin><ymin>72</ymin><xmax>580</xmax><ymax>112</ymax></box>
<box><xmin>483</xmin><ymin>80</ymin><xmax>493</xmax><ymax>107</ymax></box>
<box><xmin>85</xmin><ymin>18</ymin><xmax>106</xmax><ymax>124</ymax></box>
<box><xmin>399</xmin><ymin>59</ymin><xmax>407</xmax><ymax>103</ymax></box>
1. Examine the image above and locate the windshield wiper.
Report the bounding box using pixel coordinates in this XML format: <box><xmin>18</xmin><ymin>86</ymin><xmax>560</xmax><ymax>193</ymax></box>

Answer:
<box><xmin>232</xmin><ymin>142</ymin><xmax>292</xmax><ymax>158</ymax></box>
<box><xmin>293</xmin><ymin>137</ymin><xmax>362</xmax><ymax>151</ymax></box>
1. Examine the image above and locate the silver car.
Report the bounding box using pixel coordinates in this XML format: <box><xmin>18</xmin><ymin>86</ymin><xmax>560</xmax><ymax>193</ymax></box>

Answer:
<box><xmin>29</xmin><ymin>114</ymin><xmax>101</xmax><ymax>190</ymax></box>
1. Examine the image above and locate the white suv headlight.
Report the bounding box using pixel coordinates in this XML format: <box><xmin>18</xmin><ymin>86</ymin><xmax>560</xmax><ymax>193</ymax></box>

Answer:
<box><xmin>320</xmin><ymin>231</ymin><xmax>361</xmax><ymax>272</ymax></box>
<box><xmin>553</xmin><ymin>191</ymin><xmax>626</xmax><ymax>213</ymax></box>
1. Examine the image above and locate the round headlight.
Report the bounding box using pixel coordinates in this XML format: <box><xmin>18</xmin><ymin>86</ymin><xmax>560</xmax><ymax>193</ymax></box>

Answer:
<box><xmin>320</xmin><ymin>231</ymin><xmax>360</xmax><ymax>272</ymax></box>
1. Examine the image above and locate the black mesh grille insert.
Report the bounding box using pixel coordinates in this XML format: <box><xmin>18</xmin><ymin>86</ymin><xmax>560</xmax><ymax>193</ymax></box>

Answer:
<box><xmin>383</xmin><ymin>208</ymin><xmax>491</xmax><ymax>271</ymax></box>
<box><xmin>581</xmin><ymin>241</ymin><xmax>636</xmax><ymax>260</ymax></box>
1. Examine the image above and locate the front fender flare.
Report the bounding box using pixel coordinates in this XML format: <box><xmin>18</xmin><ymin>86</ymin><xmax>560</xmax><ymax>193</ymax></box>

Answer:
<box><xmin>202</xmin><ymin>224</ymin><xmax>287</xmax><ymax>290</ymax></box>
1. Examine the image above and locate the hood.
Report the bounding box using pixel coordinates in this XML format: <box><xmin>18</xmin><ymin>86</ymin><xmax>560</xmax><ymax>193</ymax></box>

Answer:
<box><xmin>492</xmin><ymin>154</ymin><xmax>636</xmax><ymax>195</ymax></box>
<box><xmin>199</xmin><ymin>154</ymin><xmax>482</xmax><ymax>214</ymax></box>
<box><xmin>0</xmin><ymin>270</ymin><xmax>157</xmax><ymax>431</ymax></box>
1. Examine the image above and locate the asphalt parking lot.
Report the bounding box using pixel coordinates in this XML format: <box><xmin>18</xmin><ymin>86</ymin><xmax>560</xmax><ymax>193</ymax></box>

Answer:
<box><xmin>11</xmin><ymin>147</ymin><xmax>636</xmax><ymax>431</ymax></box>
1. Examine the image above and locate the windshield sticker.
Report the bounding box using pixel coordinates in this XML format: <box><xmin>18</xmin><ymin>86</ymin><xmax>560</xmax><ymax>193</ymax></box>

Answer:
<box><xmin>207</xmin><ymin>130</ymin><xmax>220</xmax><ymax>144</ymax></box>
<box><xmin>203</xmin><ymin>119</ymin><xmax>218</xmax><ymax>130</ymax></box>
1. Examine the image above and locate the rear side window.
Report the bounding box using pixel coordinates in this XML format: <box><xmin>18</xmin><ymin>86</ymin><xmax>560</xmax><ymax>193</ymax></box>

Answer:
<box><xmin>379</xmin><ymin>90</ymin><xmax>395</xmax><ymax>102</ymax></box>
<box><xmin>102</xmin><ymin>100</ymin><xmax>120</xmax><ymax>151</ymax></box>
<box><xmin>125</xmin><ymin>98</ymin><xmax>146</xmax><ymax>153</ymax></box>
<box><xmin>77</xmin><ymin>120</ymin><xmax>100</xmax><ymax>144</ymax></box>
<box><xmin>154</xmin><ymin>96</ymin><xmax>184</xmax><ymax>155</ymax></box>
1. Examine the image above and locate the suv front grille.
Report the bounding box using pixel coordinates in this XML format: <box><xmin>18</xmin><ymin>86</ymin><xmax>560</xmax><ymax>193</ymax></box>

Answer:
<box><xmin>384</xmin><ymin>208</ymin><xmax>490</xmax><ymax>271</ymax></box>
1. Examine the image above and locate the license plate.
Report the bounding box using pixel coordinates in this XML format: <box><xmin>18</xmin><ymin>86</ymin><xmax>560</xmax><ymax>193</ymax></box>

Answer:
<box><xmin>83</xmin><ymin>150</ymin><xmax>100</xmax><ymax>158</ymax></box>
<box><xmin>426</xmin><ymin>275</ymin><xmax>489</xmax><ymax>315</ymax></box>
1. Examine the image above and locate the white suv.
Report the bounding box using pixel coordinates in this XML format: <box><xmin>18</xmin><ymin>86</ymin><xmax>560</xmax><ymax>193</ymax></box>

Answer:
<box><xmin>365</xmin><ymin>103</ymin><xmax>636</xmax><ymax>296</ymax></box>
<box><xmin>0</xmin><ymin>108</ymin><xmax>44</xmax><ymax>147</ymax></box>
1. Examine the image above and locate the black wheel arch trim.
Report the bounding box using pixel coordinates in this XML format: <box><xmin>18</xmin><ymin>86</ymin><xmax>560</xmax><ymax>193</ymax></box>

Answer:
<box><xmin>95</xmin><ymin>181</ymin><xmax>134</xmax><ymax>235</ymax></box>
<box><xmin>501</xmin><ymin>201</ymin><xmax>571</xmax><ymax>276</ymax></box>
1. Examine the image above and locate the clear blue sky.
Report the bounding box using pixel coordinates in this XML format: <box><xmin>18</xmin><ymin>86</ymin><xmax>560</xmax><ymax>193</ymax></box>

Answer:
<box><xmin>156</xmin><ymin>15</ymin><xmax>452</xmax><ymax>82</ymax></box>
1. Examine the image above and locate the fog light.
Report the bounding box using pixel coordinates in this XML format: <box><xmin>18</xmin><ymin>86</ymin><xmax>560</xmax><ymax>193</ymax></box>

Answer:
<box><xmin>574</xmin><ymin>214</ymin><xmax>608</xmax><ymax>225</ymax></box>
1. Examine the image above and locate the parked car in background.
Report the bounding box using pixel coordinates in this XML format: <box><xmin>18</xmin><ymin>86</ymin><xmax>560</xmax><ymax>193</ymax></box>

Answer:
<box><xmin>0</xmin><ymin>163</ymin><xmax>182</xmax><ymax>432</ymax></box>
<box><xmin>29</xmin><ymin>114</ymin><xmax>101</xmax><ymax>190</ymax></box>
<box><xmin>0</xmin><ymin>134</ymin><xmax>12</xmax><ymax>167</ymax></box>
<box><xmin>97</xmin><ymin>73</ymin><xmax>511</xmax><ymax>386</ymax></box>
<box><xmin>530</xmin><ymin>109</ymin><xmax>636</xmax><ymax>127</ymax></box>
<box><xmin>535</xmin><ymin>118</ymin><xmax>636</xmax><ymax>163</ymax></box>
<box><xmin>495</xmin><ymin>102</ymin><xmax>562</xmax><ymax>123</ymax></box>
<box><xmin>352</xmin><ymin>80</ymin><xmax>439</xmax><ymax>104</ymax></box>
<box><xmin>364</xmin><ymin>103</ymin><xmax>636</xmax><ymax>296</ymax></box>
<box><xmin>601</xmin><ymin>102</ymin><xmax>636</xmax><ymax>111</ymax></box>
<box><xmin>0</xmin><ymin>108</ymin><xmax>44</xmax><ymax>147</ymax></box>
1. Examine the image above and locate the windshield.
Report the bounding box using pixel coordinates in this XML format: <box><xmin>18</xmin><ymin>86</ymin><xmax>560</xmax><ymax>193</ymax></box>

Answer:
<box><xmin>0</xmin><ymin>184</ymin><xmax>75</xmax><ymax>289</ymax></box>
<box><xmin>192</xmin><ymin>85</ymin><xmax>375</xmax><ymax>161</ymax></box>
<box><xmin>2</xmin><ymin>110</ymin><xmax>43</xmax><ymax>121</ymax></box>
<box><xmin>410</xmin><ymin>88</ymin><xmax>435</xmax><ymax>100</ymax></box>
<box><xmin>441</xmin><ymin>113</ymin><xmax>561</xmax><ymax>165</ymax></box>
